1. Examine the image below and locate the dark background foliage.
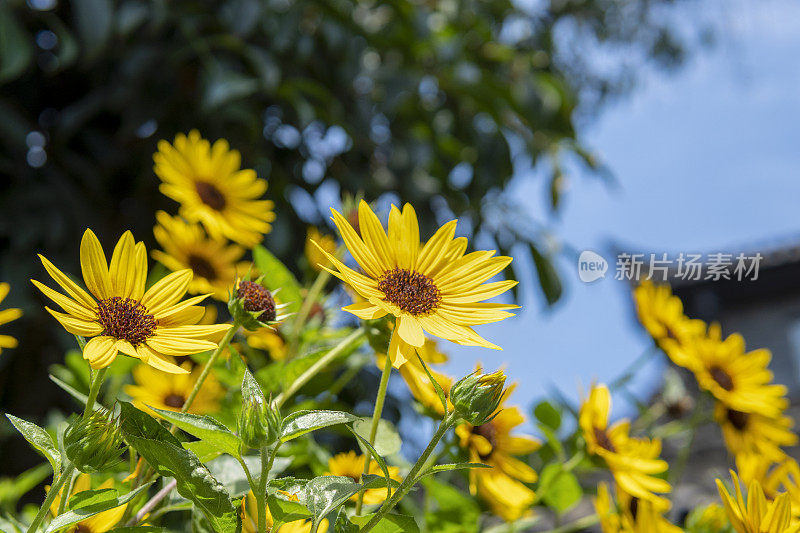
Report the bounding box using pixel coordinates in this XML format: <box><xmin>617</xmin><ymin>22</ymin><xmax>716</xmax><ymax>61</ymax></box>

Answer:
<box><xmin>0</xmin><ymin>0</ymin><xmax>701</xmax><ymax>479</ymax></box>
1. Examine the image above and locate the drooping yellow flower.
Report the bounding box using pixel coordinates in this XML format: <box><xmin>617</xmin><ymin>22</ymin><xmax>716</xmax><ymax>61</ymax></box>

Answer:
<box><xmin>717</xmin><ymin>470</ymin><xmax>800</xmax><ymax>533</ymax></box>
<box><xmin>305</xmin><ymin>227</ymin><xmax>336</xmax><ymax>272</ymax></box>
<box><xmin>49</xmin><ymin>474</ymin><xmax>126</xmax><ymax>532</ymax></box>
<box><xmin>0</xmin><ymin>282</ymin><xmax>21</xmax><ymax>355</ymax></box>
<box><xmin>154</xmin><ymin>130</ymin><xmax>275</xmax><ymax>247</ymax></box>
<box><xmin>633</xmin><ymin>281</ymin><xmax>705</xmax><ymax>365</ymax></box>
<box><xmin>124</xmin><ymin>361</ymin><xmax>223</xmax><ymax>414</ymax></box>
<box><xmin>325</xmin><ymin>451</ymin><xmax>402</xmax><ymax>505</ymax></box>
<box><xmin>245</xmin><ymin>328</ymin><xmax>288</xmax><ymax>361</ymax></box>
<box><xmin>455</xmin><ymin>385</ymin><xmax>540</xmax><ymax>521</ymax></box>
<box><xmin>241</xmin><ymin>489</ymin><xmax>327</xmax><ymax>533</ymax></box>
<box><xmin>152</xmin><ymin>211</ymin><xmax>250</xmax><ymax>301</ymax></box>
<box><xmin>32</xmin><ymin>229</ymin><xmax>230</xmax><ymax>373</ymax></box>
<box><xmin>579</xmin><ymin>384</ymin><xmax>671</xmax><ymax>506</ymax></box>
<box><xmin>594</xmin><ymin>483</ymin><xmax>681</xmax><ymax>533</ymax></box>
<box><xmin>315</xmin><ymin>200</ymin><xmax>517</xmax><ymax>367</ymax></box>
<box><xmin>715</xmin><ymin>402</ymin><xmax>797</xmax><ymax>462</ymax></box>
<box><xmin>675</xmin><ymin>323</ymin><xmax>788</xmax><ymax>418</ymax></box>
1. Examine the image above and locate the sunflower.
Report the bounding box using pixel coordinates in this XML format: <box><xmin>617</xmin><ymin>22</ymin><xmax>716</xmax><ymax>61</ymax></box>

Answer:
<box><xmin>0</xmin><ymin>282</ymin><xmax>22</xmax><ymax>355</ymax></box>
<box><xmin>455</xmin><ymin>386</ymin><xmax>540</xmax><ymax>521</ymax></box>
<box><xmin>314</xmin><ymin>200</ymin><xmax>517</xmax><ymax>367</ymax></box>
<box><xmin>633</xmin><ymin>281</ymin><xmax>705</xmax><ymax>366</ymax></box>
<box><xmin>154</xmin><ymin>130</ymin><xmax>275</xmax><ymax>247</ymax></box>
<box><xmin>717</xmin><ymin>470</ymin><xmax>800</xmax><ymax>533</ymax></box>
<box><xmin>49</xmin><ymin>474</ymin><xmax>126</xmax><ymax>532</ymax></box>
<box><xmin>245</xmin><ymin>328</ymin><xmax>288</xmax><ymax>361</ymax></box>
<box><xmin>715</xmin><ymin>402</ymin><xmax>797</xmax><ymax>462</ymax></box>
<box><xmin>305</xmin><ymin>227</ymin><xmax>337</xmax><ymax>272</ymax></box>
<box><xmin>736</xmin><ymin>454</ymin><xmax>799</xmax><ymax>501</ymax></box>
<box><xmin>241</xmin><ymin>489</ymin><xmax>327</xmax><ymax>533</ymax></box>
<box><xmin>32</xmin><ymin>229</ymin><xmax>230</xmax><ymax>373</ymax></box>
<box><xmin>594</xmin><ymin>482</ymin><xmax>681</xmax><ymax>533</ymax></box>
<box><xmin>124</xmin><ymin>361</ymin><xmax>223</xmax><ymax>414</ymax></box>
<box><xmin>325</xmin><ymin>451</ymin><xmax>402</xmax><ymax>505</ymax></box>
<box><xmin>675</xmin><ymin>323</ymin><xmax>788</xmax><ymax>418</ymax></box>
<box><xmin>152</xmin><ymin>211</ymin><xmax>250</xmax><ymax>301</ymax></box>
<box><xmin>579</xmin><ymin>384</ymin><xmax>671</xmax><ymax>506</ymax></box>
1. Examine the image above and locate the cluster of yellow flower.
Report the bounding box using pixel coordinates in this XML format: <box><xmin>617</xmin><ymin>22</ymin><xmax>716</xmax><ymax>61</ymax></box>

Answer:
<box><xmin>634</xmin><ymin>280</ymin><xmax>800</xmax><ymax>532</ymax></box>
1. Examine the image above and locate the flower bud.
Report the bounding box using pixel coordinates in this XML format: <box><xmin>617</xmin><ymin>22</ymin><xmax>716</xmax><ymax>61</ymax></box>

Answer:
<box><xmin>450</xmin><ymin>370</ymin><xmax>506</xmax><ymax>425</ymax></box>
<box><xmin>64</xmin><ymin>409</ymin><xmax>125</xmax><ymax>473</ymax></box>
<box><xmin>229</xmin><ymin>278</ymin><xmax>287</xmax><ymax>331</ymax></box>
<box><xmin>237</xmin><ymin>395</ymin><xmax>281</xmax><ymax>449</ymax></box>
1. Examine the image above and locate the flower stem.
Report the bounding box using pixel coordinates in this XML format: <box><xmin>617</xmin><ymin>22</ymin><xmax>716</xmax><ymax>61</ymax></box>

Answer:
<box><xmin>55</xmin><ymin>468</ymin><xmax>74</xmax><ymax>518</ymax></box>
<box><xmin>256</xmin><ymin>445</ymin><xmax>279</xmax><ymax>533</ymax></box>
<box><xmin>181</xmin><ymin>323</ymin><xmax>239</xmax><ymax>413</ymax></box>
<box><xmin>273</xmin><ymin>327</ymin><xmax>365</xmax><ymax>409</ymax></box>
<box><xmin>360</xmin><ymin>413</ymin><xmax>456</xmax><ymax>532</ymax></box>
<box><xmin>83</xmin><ymin>367</ymin><xmax>108</xmax><ymax>416</ymax></box>
<box><xmin>289</xmin><ymin>268</ymin><xmax>332</xmax><ymax>354</ymax></box>
<box><xmin>27</xmin><ymin>463</ymin><xmax>75</xmax><ymax>533</ymax></box>
<box><xmin>355</xmin><ymin>329</ymin><xmax>396</xmax><ymax>515</ymax></box>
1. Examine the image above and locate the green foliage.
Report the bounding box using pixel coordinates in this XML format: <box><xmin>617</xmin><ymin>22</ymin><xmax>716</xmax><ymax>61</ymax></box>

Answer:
<box><xmin>252</xmin><ymin>245</ymin><xmax>303</xmax><ymax>314</ymax></box>
<box><xmin>5</xmin><ymin>414</ymin><xmax>61</xmax><ymax>477</ymax></box>
<box><xmin>537</xmin><ymin>464</ymin><xmax>582</xmax><ymax>514</ymax></box>
<box><xmin>45</xmin><ymin>484</ymin><xmax>152</xmax><ymax>533</ymax></box>
<box><xmin>280</xmin><ymin>410</ymin><xmax>358</xmax><ymax>443</ymax></box>
<box><xmin>423</xmin><ymin>479</ymin><xmax>480</xmax><ymax>533</ymax></box>
<box><xmin>344</xmin><ymin>512</ymin><xmax>421</xmax><ymax>532</ymax></box>
<box><xmin>149</xmin><ymin>407</ymin><xmax>243</xmax><ymax>459</ymax></box>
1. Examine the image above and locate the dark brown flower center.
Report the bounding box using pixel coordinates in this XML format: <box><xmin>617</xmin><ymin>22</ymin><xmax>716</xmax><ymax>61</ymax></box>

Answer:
<box><xmin>164</xmin><ymin>393</ymin><xmax>186</xmax><ymax>409</ymax></box>
<box><xmin>195</xmin><ymin>181</ymin><xmax>226</xmax><ymax>211</ymax></box>
<box><xmin>187</xmin><ymin>253</ymin><xmax>218</xmax><ymax>281</ymax></box>
<box><xmin>472</xmin><ymin>422</ymin><xmax>497</xmax><ymax>459</ymax></box>
<box><xmin>593</xmin><ymin>427</ymin><xmax>616</xmax><ymax>453</ymax></box>
<box><xmin>709</xmin><ymin>365</ymin><xmax>734</xmax><ymax>391</ymax></box>
<box><xmin>96</xmin><ymin>297</ymin><xmax>156</xmax><ymax>346</ymax></box>
<box><xmin>238</xmin><ymin>280</ymin><xmax>276</xmax><ymax>322</ymax></box>
<box><xmin>726</xmin><ymin>408</ymin><xmax>750</xmax><ymax>431</ymax></box>
<box><xmin>378</xmin><ymin>268</ymin><xmax>440</xmax><ymax>316</ymax></box>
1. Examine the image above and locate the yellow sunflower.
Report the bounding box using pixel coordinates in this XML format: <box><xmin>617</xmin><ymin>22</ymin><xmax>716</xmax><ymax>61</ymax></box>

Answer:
<box><xmin>717</xmin><ymin>470</ymin><xmax>800</xmax><ymax>533</ymax></box>
<box><xmin>152</xmin><ymin>211</ymin><xmax>250</xmax><ymax>301</ymax></box>
<box><xmin>579</xmin><ymin>384</ymin><xmax>671</xmax><ymax>506</ymax></box>
<box><xmin>32</xmin><ymin>229</ymin><xmax>230</xmax><ymax>373</ymax></box>
<box><xmin>0</xmin><ymin>282</ymin><xmax>22</xmax><ymax>354</ymax></box>
<box><xmin>675</xmin><ymin>323</ymin><xmax>788</xmax><ymax>418</ymax></box>
<box><xmin>325</xmin><ymin>451</ymin><xmax>402</xmax><ymax>505</ymax></box>
<box><xmin>49</xmin><ymin>474</ymin><xmax>126</xmax><ymax>532</ymax></box>
<box><xmin>314</xmin><ymin>200</ymin><xmax>517</xmax><ymax>367</ymax></box>
<box><xmin>455</xmin><ymin>386</ymin><xmax>540</xmax><ymax>521</ymax></box>
<box><xmin>241</xmin><ymin>489</ymin><xmax>327</xmax><ymax>533</ymax></box>
<box><xmin>124</xmin><ymin>361</ymin><xmax>223</xmax><ymax>414</ymax></box>
<box><xmin>306</xmin><ymin>227</ymin><xmax>337</xmax><ymax>272</ymax></box>
<box><xmin>736</xmin><ymin>454</ymin><xmax>799</xmax><ymax>501</ymax></box>
<box><xmin>633</xmin><ymin>281</ymin><xmax>705</xmax><ymax>366</ymax></box>
<box><xmin>154</xmin><ymin>130</ymin><xmax>275</xmax><ymax>247</ymax></box>
<box><xmin>715</xmin><ymin>402</ymin><xmax>797</xmax><ymax>462</ymax></box>
<box><xmin>245</xmin><ymin>328</ymin><xmax>288</xmax><ymax>361</ymax></box>
<box><xmin>594</xmin><ymin>482</ymin><xmax>681</xmax><ymax>533</ymax></box>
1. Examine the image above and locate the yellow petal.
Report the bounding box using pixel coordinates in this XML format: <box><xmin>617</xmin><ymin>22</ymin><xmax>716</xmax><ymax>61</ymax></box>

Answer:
<box><xmin>342</xmin><ymin>302</ymin><xmax>387</xmax><ymax>320</ymax></box>
<box><xmin>83</xmin><ymin>336</ymin><xmax>119</xmax><ymax>369</ymax></box>
<box><xmin>38</xmin><ymin>255</ymin><xmax>96</xmax><ymax>309</ymax></box>
<box><xmin>45</xmin><ymin>307</ymin><xmax>103</xmax><ymax>337</ymax></box>
<box><xmin>416</xmin><ymin>220</ymin><xmax>457</xmax><ymax>276</ymax></box>
<box><xmin>31</xmin><ymin>279</ymin><xmax>95</xmax><ymax>320</ymax></box>
<box><xmin>396</xmin><ymin>315</ymin><xmax>424</xmax><ymax>347</ymax></box>
<box><xmin>80</xmin><ymin>229</ymin><xmax>113</xmax><ymax>300</ymax></box>
<box><xmin>136</xmin><ymin>345</ymin><xmax>189</xmax><ymax>374</ymax></box>
<box><xmin>141</xmin><ymin>270</ymin><xmax>192</xmax><ymax>314</ymax></box>
<box><xmin>358</xmin><ymin>200</ymin><xmax>395</xmax><ymax>270</ymax></box>
<box><xmin>330</xmin><ymin>208</ymin><xmax>383</xmax><ymax>278</ymax></box>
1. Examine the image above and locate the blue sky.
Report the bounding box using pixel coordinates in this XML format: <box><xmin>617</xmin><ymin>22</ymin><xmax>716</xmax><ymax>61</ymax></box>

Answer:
<box><xmin>440</xmin><ymin>0</ymin><xmax>800</xmax><ymax>424</ymax></box>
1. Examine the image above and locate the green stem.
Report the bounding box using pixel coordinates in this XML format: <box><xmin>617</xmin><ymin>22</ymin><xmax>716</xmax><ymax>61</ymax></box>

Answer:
<box><xmin>355</xmin><ymin>329</ymin><xmax>395</xmax><ymax>515</ymax></box>
<box><xmin>83</xmin><ymin>367</ymin><xmax>108</xmax><ymax>416</ymax></box>
<box><xmin>256</xmin><ymin>446</ymin><xmax>279</xmax><ymax>533</ymax></box>
<box><xmin>54</xmin><ymin>468</ymin><xmax>74</xmax><ymax>518</ymax></box>
<box><xmin>27</xmin><ymin>463</ymin><xmax>75</xmax><ymax>533</ymax></box>
<box><xmin>543</xmin><ymin>513</ymin><xmax>600</xmax><ymax>533</ymax></box>
<box><xmin>273</xmin><ymin>328</ymin><xmax>365</xmax><ymax>409</ymax></box>
<box><xmin>290</xmin><ymin>268</ymin><xmax>332</xmax><ymax>354</ymax></box>
<box><xmin>181</xmin><ymin>323</ymin><xmax>239</xmax><ymax>413</ymax></box>
<box><xmin>360</xmin><ymin>413</ymin><xmax>456</xmax><ymax>532</ymax></box>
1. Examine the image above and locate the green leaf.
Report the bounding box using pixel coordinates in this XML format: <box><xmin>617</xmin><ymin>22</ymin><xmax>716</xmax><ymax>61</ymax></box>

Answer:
<box><xmin>242</xmin><ymin>367</ymin><xmax>265</xmax><ymax>401</ymax></box>
<box><xmin>534</xmin><ymin>401</ymin><xmax>561</xmax><ymax>430</ymax></box>
<box><xmin>0</xmin><ymin>6</ymin><xmax>33</xmax><ymax>83</ymax></box>
<box><xmin>415</xmin><ymin>354</ymin><xmax>448</xmax><ymax>415</ymax></box>
<box><xmin>530</xmin><ymin>244</ymin><xmax>562</xmax><ymax>306</ymax></box>
<box><xmin>346</xmin><ymin>425</ymin><xmax>391</xmax><ymax>488</ymax></box>
<box><xmin>49</xmin><ymin>374</ymin><xmax>90</xmax><ymax>407</ymax></box>
<box><xmin>280</xmin><ymin>410</ymin><xmax>358</xmax><ymax>442</ymax></box>
<box><xmin>267</xmin><ymin>494</ymin><xmax>312</xmax><ymax>530</ymax></box>
<box><xmin>148</xmin><ymin>407</ymin><xmax>242</xmax><ymax>459</ymax></box>
<box><xmin>107</xmin><ymin>528</ymin><xmax>166</xmax><ymax>533</ymax></box>
<box><xmin>537</xmin><ymin>464</ymin><xmax>581</xmax><ymax>514</ymax></box>
<box><xmin>5</xmin><ymin>414</ymin><xmax>61</xmax><ymax>477</ymax></box>
<box><xmin>422</xmin><ymin>479</ymin><xmax>479</xmax><ymax>533</ymax></box>
<box><xmin>418</xmin><ymin>463</ymin><xmax>491</xmax><ymax>480</ymax></box>
<box><xmin>252</xmin><ymin>245</ymin><xmax>302</xmax><ymax>313</ymax></box>
<box><xmin>183</xmin><ymin>440</ymin><xmax>224</xmax><ymax>463</ymax></box>
<box><xmin>118</xmin><ymin>403</ymin><xmax>239</xmax><ymax>533</ymax></box>
<box><xmin>45</xmin><ymin>483</ymin><xmax>152</xmax><ymax>533</ymax></box>
<box><xmin>352</xmin><ymin>418</ymin><xmax>401</xmax><ymax>457</ymax></box>
<box><xmin>302</xmin><ymin>475</ymin><xmax>399</xmax><ymax>529</ymax></box>
<box><xmin>348</xmin><ymin>513</ymin><xmax>421</xmax><ymax>532</ymax></box>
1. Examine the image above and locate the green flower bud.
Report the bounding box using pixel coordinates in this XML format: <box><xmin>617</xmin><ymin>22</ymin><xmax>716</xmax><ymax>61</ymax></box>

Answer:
<box><xmin>237</xmin><ymin>395</ymin><xmax>281</xmax><ymax>449</ymax></box>
<box><xmin>64</xmin><ymin>409</ymin><xmax>125</xmax><ymax>473</ymax></box>
<box><xmin>450</xmin><ymin>370</ymin><xmax>507</xmax><ymax>426</ymax></box>
<box><xmin>229</xmin><ymin>277</ymin><xmax>288</xmax><ymax>331</ymax></box>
